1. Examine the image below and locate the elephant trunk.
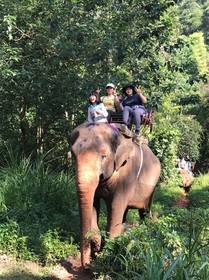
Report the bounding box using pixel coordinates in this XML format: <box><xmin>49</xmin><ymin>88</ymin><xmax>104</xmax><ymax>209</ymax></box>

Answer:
<box><xmin>76</xmin><ymin>158</ymin><xmax>100</xmax><ymax>267</ymax></box>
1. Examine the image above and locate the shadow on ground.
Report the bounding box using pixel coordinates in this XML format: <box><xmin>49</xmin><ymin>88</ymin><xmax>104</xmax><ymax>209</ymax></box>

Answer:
<box><xmin>0</xmin><ymin>254</ymin><xmax>94</xmax><ymax>280</ymax></box>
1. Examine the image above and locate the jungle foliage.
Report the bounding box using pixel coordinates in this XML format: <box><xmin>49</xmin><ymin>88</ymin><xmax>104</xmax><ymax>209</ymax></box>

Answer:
<box><xmin>0</xmin><ymin>152</ymin><xmax>208</xmax><ymax>279</ymax></box>
<box><xmin>0</xmin><ymin>0</ymin><xmax>209</xmax><ymax>174</ymax></box>
<box><xmin>0</xmin><ymin>0</ymin><xmax>209</xmax><ymax>278</ymax></box>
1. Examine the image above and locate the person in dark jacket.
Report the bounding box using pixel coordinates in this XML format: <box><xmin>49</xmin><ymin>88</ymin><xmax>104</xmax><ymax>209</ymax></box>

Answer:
<box><xmin>121</xmin><ymin>82</ymin><xmax>147</xmax><ymax>136</ymax></box>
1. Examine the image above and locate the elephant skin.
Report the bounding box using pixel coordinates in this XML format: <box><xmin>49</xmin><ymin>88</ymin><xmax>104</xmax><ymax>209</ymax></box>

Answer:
<box><xmin>179</xmin><ymin>169</ymin><xmax>194</xmax><ymax>193</ymax></box>
<box><xmin>70</xmin><ymin>122</ymin><xmax>161</xmax><ymax>267</ymax></box>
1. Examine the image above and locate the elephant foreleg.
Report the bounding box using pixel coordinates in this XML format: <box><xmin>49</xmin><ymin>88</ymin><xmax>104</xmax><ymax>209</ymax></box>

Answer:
<box><xmin>106</xmin><ymin>199</ymin><xmax>128</xmax><ymax>238</ymax></box>
<box><xmin>122</xmin><ymin>208</ymin><xmax>128</xmax><ymax>223</ymax></box>
<box><xmin>138</xmin><ymin>208</ymin><xmax>152</xmax><ymax>220</ymax></box>
<box><xmin>138</xmin><ymin>192</ymin><xmax>154</xmax><ymax>220</ymax></box>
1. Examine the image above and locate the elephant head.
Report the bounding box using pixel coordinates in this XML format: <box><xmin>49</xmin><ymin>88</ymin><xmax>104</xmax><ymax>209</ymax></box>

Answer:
<box><xmin>179</xmin><ymin>169</ymin><xmax>194</xmax><ymax>192</ymax></box>
<box><xmin>70</xmin><ymin>123</ymin><xmax>135</xmax><ymax>174</ymax></box>
<box><xmin>70</xmin><ymin>122</ymin><xmax>161</xmax><ymax>267</ymax></box>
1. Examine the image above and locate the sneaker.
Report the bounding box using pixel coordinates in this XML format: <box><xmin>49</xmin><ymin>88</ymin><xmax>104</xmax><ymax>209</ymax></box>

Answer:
<box><xmin>133</xmin><ymin>135</ymin><xmax>149</xmax><ymax>145</ymax></box>
<box><xmin>121</xmin><ymin>124</ymin><xmax>128</xmax><ymax>131</ymax></box>
<box><xmin>120</xmin><ymin>124</ymin><xmax>133</xmax><ymax>137</ymax></box>
<box><xmin>133</xmin><ymin>136</ymin><xmax>141</xmax><ymax>145</ymax></box>
<box><xmin>135</xmin><ymin>131</ymin><xmax>140</xmax><ymax>137</ymax></box>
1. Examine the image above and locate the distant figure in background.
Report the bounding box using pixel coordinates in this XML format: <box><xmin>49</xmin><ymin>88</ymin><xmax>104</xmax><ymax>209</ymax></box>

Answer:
<box><xmin>186</xmin><ymin>155</ymin><xmax>192</xmax><ymax>171</ymax></box>
<box><xmin>176</xmin><ymin>157</ymin><xmax>181</xmax><ymax>168</ymax></box>
<box><xmin>179</xmin><ymin>157</ymin><xmax>187</xmax><ymax>170</ymax></box>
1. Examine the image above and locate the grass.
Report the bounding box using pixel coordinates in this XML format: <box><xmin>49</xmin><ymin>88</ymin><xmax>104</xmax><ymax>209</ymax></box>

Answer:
<box><xmin>0</xmin><ymin>265</ymin><xmax>49</xmax><ymax>280</ymax></box>
<box><xmin>0</xmin><ymin>273</ymin><xmax>44</xmax><ymax>280</ymax></box>
<box><xmin>0</xmin><ymin>252</ymin><xmax>53</xmax><ymax>279</ymax></box>
<box><xmin>0</xmin><ymin>153</ymin><xmax>80</xmax><ymax>265</ymax></box>
<box><xmin>92</xmin><ymin>174</ymin><xmax>209</xmax><ymax>279</ymax></box>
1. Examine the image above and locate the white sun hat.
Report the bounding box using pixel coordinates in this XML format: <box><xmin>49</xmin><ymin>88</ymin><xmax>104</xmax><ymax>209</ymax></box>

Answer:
<box><xmin>106</xmin><ymin>83</ymin><xmax>115</xmax><ymax>89</ymax></box>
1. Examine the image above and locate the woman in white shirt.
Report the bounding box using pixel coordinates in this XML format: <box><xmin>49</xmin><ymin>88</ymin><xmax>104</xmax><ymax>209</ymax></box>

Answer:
<box><xmin>87</xmin><ymin>91</ymin><xmax>108</xmax><ymax>123</ymax></box>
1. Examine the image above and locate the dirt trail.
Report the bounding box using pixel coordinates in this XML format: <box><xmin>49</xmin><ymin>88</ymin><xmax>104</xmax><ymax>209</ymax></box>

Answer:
<box><xmin>174</xmin><ymin>193</ymin><xmax>190</xmax><ymax>208</ymax></box>
<box><xmin>56</xmin><ymin>255</ymin><xmax>94</xmax><ymax>279</ymax></box>
<box><xmin>0</xmin><ymin>254</ymin><xmax>94</xmax><ymax>280</ymax></box>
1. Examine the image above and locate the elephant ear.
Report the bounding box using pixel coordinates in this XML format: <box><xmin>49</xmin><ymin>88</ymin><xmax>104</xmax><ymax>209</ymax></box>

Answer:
<box><xmin>69</xmin><ymin>130</ymin><xmax>80</xmax><ymax>145</ymax></box>
<box><xmin>114</xmin><ymin>134</ymin><xmax>135</xmax><ymax>171</ymax></box>
<box><xmin>69</xmin><ymin>123</ymin><xmax>88</xmax><ymax>145</ymax></box>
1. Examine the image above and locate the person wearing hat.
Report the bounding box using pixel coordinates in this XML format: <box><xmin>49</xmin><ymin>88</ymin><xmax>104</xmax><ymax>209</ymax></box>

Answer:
<box><xmin>121</xmin><ymin>83</ymin><xmax>147</xmax><ymax>136</ymax></box>
<box><xmin>87</xmin><ymin>91</ymin><xmax>108</xmax><ymax>123</ymax></box>
<box><xmin>100</xmin><ymin>83</ymin><xmax>122</xmax><ymax>122</ymax></box>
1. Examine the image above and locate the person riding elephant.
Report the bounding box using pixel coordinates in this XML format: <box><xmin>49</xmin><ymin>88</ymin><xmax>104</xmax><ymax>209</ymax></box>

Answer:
<box><xmin>69</xmin><ymin>122</ymin><xmax>161</xmax><ymax>267</ymax></box>
<box><xmin>121</xmin><ymin>82</ymin><xmax>147</xmax><ymax>137</ymax></box>
<box><xmin>87</xmin><ymin>91</ymin><xmax>108</xmax><ymax>123</ymax></box>
<box><xmin>100</xmin><ymin>83</ymin><xmax>123</xmax><ymax>122</ymax></box>
<box><xmin>87</xmin><ymin>91</ymin><xmax>118</xmax><ymax>132</ymax></box>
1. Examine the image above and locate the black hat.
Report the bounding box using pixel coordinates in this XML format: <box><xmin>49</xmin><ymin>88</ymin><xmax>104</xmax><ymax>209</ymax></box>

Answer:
<box><xmin>122</xmin><ymin>82</ymin><xmax>137</xmax><ymax>96</ymax></box>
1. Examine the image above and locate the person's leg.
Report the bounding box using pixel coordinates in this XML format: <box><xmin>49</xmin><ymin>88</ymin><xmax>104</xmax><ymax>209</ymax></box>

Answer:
<box><xmin>133</xmin><ymin>107</ymin><xmax>145</xmax><ymax>135</ymax></box>
<box><xmin>121</xmin><ymin>106</ymin><xmax>133</xmax><ymax>137</ymax></box>
<box><xmin>123</xmin><ymin>106</ymin><xmax>133</xmax><ymax>126</ymax></box>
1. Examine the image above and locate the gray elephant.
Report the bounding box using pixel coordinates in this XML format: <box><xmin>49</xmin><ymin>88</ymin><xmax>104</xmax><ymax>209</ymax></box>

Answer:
<box><xmin>70</xmin><ymin>122</ymin><xmax>161</xmax><ymax>267</ymax></box>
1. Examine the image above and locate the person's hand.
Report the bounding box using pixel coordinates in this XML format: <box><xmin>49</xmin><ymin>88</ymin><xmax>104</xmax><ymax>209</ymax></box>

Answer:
<box><xmin>117</xmin><ymin>95</ymin><xmax>123</xmax><ymax>102</ymax></box>
<box><xmin>115</xmin><ymin>83</ymin><xmax>120</xmax><ymax>90</ymax></box>
<box><xmin>135</xmin><ymin>86</ymin><xmax>147</xmax><ymax>103</ymax></box>
<box><xmin>135</xmin><ymin>86</ymin><xmax>142</xmax><ymax>94</ymax></box>
<box><xmin>96</xmin><ymin>109</ymin><xmax>102</xmax><ymax>115</ymax></box>
<box><xmin>96</xmin><ymin>87</ymin><xmax>101</xmax><ymax>93</ymax></box>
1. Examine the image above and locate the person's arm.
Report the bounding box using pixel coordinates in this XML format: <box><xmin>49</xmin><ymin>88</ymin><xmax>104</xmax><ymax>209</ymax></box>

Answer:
<box><xmin>100</xmin><ymin>96</ymin><xmax>104</xmax><ymax>103</ymax></box>
<box><xmin>114</xmin><ymin>96</ymin><xmax>123</xmax><ymax>112</ymax></box>
<box><xmin>122</xmin><ymin>98</ymin><xmax>126</xmax><ymax>108</ymax></box>
<box><xmin>96</xmin><ymin>103</ymin><xmax>108</xmax><ymax>117</ymax></box>
<box><xmin>135</xmin><ymin>86</ymin><xmax>147</xmax><ymax>104</ymax></box>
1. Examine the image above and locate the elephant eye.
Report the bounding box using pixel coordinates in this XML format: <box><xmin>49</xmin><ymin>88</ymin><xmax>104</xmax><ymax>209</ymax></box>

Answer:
<box><xmin>101</xmin><ymin>154</ymin><xmax>107</xmax><ymax>160</ymax></box>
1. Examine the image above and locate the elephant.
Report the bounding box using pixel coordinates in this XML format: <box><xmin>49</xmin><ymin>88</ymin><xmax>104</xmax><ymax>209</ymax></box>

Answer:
<box><xmin>179</xmin><ymin>168</ymin><xmax>194</xmax><ymax>193</ymax></box>
<box><xmin>69</xmin><ymin>122</ymin><xmax>161</xmax><ymax>267</ymax></box>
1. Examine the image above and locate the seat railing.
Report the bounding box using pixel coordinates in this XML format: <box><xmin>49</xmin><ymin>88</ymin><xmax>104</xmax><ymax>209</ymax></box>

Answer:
<box><xmin>109</xmin><ymin>108</ymin><xmax>155</xmax><ymax>133</ymax></box>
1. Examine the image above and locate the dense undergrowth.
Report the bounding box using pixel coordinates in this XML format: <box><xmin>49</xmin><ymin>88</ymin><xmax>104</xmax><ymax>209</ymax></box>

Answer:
<box><xmin>0</xmin><ymin>155</ymin><xmax>208</xmax><ymax>279</ymax></box>
<box><xmin>0</xmin><ymin>154</ymin><xmax>80</xmax><ymax>265</ymax></box>
<box><xmin>93</xmin><ymin>178</ymin><xmax>209</xmax><ymax>279</ymax></box>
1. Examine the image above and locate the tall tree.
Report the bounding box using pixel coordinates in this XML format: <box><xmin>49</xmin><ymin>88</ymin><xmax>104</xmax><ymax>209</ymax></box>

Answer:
<box><xmin>0</xmin><ymin>0</ymin><xmax>205</xmax><ymax>172</ymax></box>
<box><xmin>177</xmin><ymin>0</ymin><xmax>203</xmax><ymax>35</ymax></box>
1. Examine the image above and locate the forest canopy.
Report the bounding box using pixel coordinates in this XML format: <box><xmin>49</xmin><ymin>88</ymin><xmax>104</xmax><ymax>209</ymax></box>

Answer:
<box><xmin>0</xmin><ymin>0</ymin><xmax>209</xmax><ymax>173</ymax></box>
